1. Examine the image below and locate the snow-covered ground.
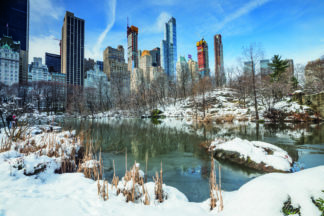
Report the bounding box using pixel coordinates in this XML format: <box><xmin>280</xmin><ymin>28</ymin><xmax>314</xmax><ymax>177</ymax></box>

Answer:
<box><xmin>210</xmin><ymin>138</ymin><xmax>293</xmax><ymax>172</ymax></box>
<box><xmin>1</xmin><ymin>128</ymin><xmax>324</xmax><ymax>216</ymax></box>
<box><xmin>159</xmin><ymin>88</ymin><xmax>314</xmax><ymax>122</ymax></box>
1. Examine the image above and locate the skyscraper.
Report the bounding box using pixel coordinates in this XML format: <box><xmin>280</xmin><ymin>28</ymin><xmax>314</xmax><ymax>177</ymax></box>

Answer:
<box><xmin>61</xmin><ymin>11</ymin><xmax>85</xmax><ymax>86</ymax></box>
<box><xmin>260</xmin><ymin>59</ymin><xmax>271</xmax><ymax>78</ymax></box>
<box><xmin>127</xmin><ymin>25</ymin><xmax>139</xmax><ymax>72</ymax></box>
<box><xmin>45</xmin><ymin>53</ymin><xmax>61</xmax><ymax>74</ymax></box>
<box><xmin>196</xmin><ymin>38</ymin><xmax>210</xmax><ymax>78</ymax></box>
<box><xmin>149</xmin><ymin>47</ymin><xmax>161</xmax><ymax>67</ymax></box>
<box><xmin>176</xmin><ymin>56</ymin><xmax>191</xmax><ymax>86</ymax></box>
<box><xmin>103</xmin><ymin>45</ymin><xmax>127</xmax><ymax>81</ymax></box>
<box><xmin>0</xmin><ymin>0</ymin><xmax>29</xmax><ymax>84</ymax></box>
<box><xmin>214</xmin><ymin>34</ymin><xmax>225</xmax><ymax>86</ymax></box>
<box><xmin>161</xmin><ymin>17</ymin><xmax>177</xmax><ymax>79</ymax></box>
<box><xmin>188</xmin><ymin>55</ymin><xmax>199</xmax><ymax>83</ymax></box>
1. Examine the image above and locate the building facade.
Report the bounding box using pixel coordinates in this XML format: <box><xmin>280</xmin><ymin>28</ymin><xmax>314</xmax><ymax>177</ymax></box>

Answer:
<box><xmin>244</xmin><ymin>61</ymin><xmax>254</xmax><ymax>75</ymax></box>
<box><xmin>0</xmin><ymin>36</ymin><xmax>20</xmax><ymax>86</ymax></box>
<box><xmin>28</xmin><ymin>57</ymin><xmax>51</xmax><ymax>82</ymax></box>
<box><xmin>45</xmin><ymin>52</ymin><xmax>61</xmax><ymax>73</ymax></box>
<box><xmin>127</xmin><ymin>25</ymin><xmax>139</xmax><ymax>72</ymax></box>
<box><xmin>103</xmin><ymin>45</ymin><xmax>127</xmax><ymax>81</ymax></box>
<box><xmin>150</xmin><ymin>47</ymin><xmax>160</xmax><ymax>67</ymax></box>
<box><xmin>196</xmin><ymin>38</ymin><xmax>210</xmax><ymax>78</ymax></box>
<box><xmin>61</xmin><ymin>11</ymin><xmax>85</xmax><ymax>86</ymax></box>
<box><xmin>260</xmin><ymin>59</ymin><xmax>271</xmax><ymax>78</ymax></box>
<box><xmin>176</xmin><ymin>56</ymin><xmax>191</xmax><ymax>86</ymax></box>
<box><xmin>131</xmin><ymin>50</ymin><xmax>164</xmax><ymax>92</ymax></box>
<box><xmin>286</xmin><ymin>59</ymin><xmax>294</xmax><ymax>81</ymax></box>
<box><xmin>96</xmin><ymin>60</ymin><xmax>103</xmax><ymax>71</ymax></box>
<box><xmin>214</xmin><ymin>34</ymin><xmax>225</xmax><ymax>86</ymax></box>
<box><xmin>84</xmin><ymin>64</ymin><xmax>109</xmax><ymax>89</ymax></box>
<box><xmin>0</xmin><ymin>0</ymin><xmax>29</xmax><ymax>84</ymax></box>
<box><xmin>188</xmin><ymin>55</ymin><xmax>199</xmax><ymax>83</ymax></box>
<box><xmin>161</xmin><ymin>17</ymin><xmax>177</xmax><ymax>79</ymax></box>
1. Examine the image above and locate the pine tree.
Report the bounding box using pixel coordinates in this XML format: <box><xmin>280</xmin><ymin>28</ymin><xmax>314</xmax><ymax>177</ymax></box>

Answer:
<box><xmin>268</xmin><ymin>55</ymin><xmax>289</xmax><ymax>82</ymax></box>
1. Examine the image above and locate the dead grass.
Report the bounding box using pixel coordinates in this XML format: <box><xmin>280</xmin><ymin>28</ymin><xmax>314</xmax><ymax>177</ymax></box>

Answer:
<box><xmin>0</xmin><ymin>139</ymin><xmax>12</xmax><ymax>153</ymax></box>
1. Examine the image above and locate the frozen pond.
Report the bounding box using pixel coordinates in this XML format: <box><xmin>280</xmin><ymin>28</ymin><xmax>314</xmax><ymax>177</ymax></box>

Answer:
<box><xmin>61</xmin><ymin>118</ymin><xmax>324</xmax><ymax>202</ymax></box>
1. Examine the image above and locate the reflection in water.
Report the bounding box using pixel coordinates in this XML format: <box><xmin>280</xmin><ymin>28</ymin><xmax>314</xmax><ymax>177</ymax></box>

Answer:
<box><xmin>61</xmin><ymin>119</ymin><xmax>324</xmax><ymax>202</ymax></box>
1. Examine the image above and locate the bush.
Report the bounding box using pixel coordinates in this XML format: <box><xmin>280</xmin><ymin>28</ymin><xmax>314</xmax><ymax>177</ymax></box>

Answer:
<box><xmin>151</xmin><ymin>109</ymin><xmax>163</xmax><ymax>118</ymax></box>
<box><xmin>264</xmin><ymin>108</ymin><xmax>288</xmax><ymax>122</ymax></box>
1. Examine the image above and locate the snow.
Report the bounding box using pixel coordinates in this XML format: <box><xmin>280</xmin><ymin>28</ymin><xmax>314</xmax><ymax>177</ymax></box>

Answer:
<box><xmin>1</xmin><ymin>128</ymin><xmax>324</xmax><ymax>215</ymax></box>
<box><xmin>210</xmin><ymin>138</ymin><xmax>293</xmax><ymax>172</ymax></box>
<box><xmin>0</xmin><ymin>151</ymin><xmax>323</xmax><ymax>216</ymax></box>
<box><xmin>1</xmin><ymin>124</ymin><xmax>324</xmax><ymax>215</ymax></box>
<box><xmin>219</xmin><ymin>166</ymin><xmax>324</xmax><ymax>216</ymax></box>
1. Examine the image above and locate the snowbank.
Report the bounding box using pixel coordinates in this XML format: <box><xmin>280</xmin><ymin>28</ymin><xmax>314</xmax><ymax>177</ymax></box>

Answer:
<box><xmin>0</xmin><ymin>150</ymin><xmax>323</xmax><ymax>216</ymax></box>
<box><xmin>1</xmin><ymin>127</ymin><xmax>323</xmax><ymax>216</ymax></box>
<box><xmin>210</xmin><ymin>138</ymin><xmax>293</xmax><ymax>172</ymax></box>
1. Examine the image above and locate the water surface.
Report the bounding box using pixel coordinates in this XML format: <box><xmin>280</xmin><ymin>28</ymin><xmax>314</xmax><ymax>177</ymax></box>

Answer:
<box><xmin>61</xmin><ymin>118</ymin><xmax>324</xmax><ymax>202</ymax></box>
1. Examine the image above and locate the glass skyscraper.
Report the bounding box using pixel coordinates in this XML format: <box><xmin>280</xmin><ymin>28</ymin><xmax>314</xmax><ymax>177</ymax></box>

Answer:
<box><xmin>161</xmin><ymin>17</ymin><xmax>177</xmax><ymax>79</ymax></box>
<box><xmin>45</xmin><ymin>52</ymin><xmax>61</xmax><ymax>74</ymax></box>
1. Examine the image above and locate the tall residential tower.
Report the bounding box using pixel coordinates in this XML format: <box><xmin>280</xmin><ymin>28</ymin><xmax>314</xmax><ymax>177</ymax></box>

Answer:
<box><xmin>127</xmin><ymin>25</ymin><xmax>139</xmax><ymax>72</ymax></box>
<box><xmin>196</xmin><ymin>38</ymin><xmax>210</xmax><ymax>78</ymax></box>
<box><xmin>214</xmin><ymin>34</ymin><xmax>225</xmax><ymax>86</ymax></box>
<box><xmin>161</xmin><ymin>17</ymin><xmax>177</xmax><ymax>79</ymax></box>
<box><xmin>61</xmin><ymin>11</ymin><xmax>85</xmax><ymax>86</ymax></box>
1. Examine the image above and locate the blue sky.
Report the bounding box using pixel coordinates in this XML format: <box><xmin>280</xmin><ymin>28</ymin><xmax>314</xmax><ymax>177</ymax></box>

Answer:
<box><xmin>29</xmin><ymin>0</ymin><xmax>324</xmax><ymax>72</ymax></box>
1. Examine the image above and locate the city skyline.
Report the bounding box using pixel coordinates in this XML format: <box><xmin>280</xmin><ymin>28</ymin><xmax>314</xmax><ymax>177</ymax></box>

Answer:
<box><xmin>28</xmin><ymin>0</ymin><xmax>324</xmax><ymax>73</ymax></box>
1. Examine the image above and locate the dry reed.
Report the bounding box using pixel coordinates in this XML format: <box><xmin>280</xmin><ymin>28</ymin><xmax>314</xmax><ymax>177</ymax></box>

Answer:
<box><xmin>209</xmin><ymin>155</ymin><xmax>224</xmax><ymax>212</ymax></box>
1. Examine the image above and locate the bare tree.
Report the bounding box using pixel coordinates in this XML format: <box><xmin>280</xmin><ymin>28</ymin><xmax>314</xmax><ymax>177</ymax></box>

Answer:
<box><xmin>242</xmin><ymin>44</ymin><xmax>263</xmax><ymax>120</ymax></box>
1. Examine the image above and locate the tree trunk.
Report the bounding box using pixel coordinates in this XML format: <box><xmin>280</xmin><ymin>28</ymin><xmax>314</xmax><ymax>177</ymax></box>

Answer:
<box><xmin>252</xmin><ymin>60</ymin><xmax>259</xmax><ymax>120</ymax></box>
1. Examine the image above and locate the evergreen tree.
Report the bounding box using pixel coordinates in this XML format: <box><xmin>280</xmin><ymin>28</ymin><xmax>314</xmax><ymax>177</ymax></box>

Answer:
<box><xmin>268</xmin><ymin>55</ymin><xmax>289</xmax><ymax>82</ymax></box>
<box><xmin>291</xmin><ymin>76</ymin><xmax>299</xmax><ymax>90</ymax></box>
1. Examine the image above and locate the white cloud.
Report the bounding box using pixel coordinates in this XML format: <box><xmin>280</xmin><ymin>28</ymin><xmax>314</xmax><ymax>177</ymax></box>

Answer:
<box><xmin>214</xmin><ymin>0</ymin><xmax>272</xmax><ymax>31</ymax></box>
<box><xmin>142</xmin><ymin>12</ymin><xmax>171</xmax><ymax>34</ymax></box>
<box><xmin>86</xmin><ymin>0</ymin><xmax>117</xmax><ymax>61</ymax></box>
<box><xmin>29</xmin><ymin>35</ymin><xmax>60</xmax><ymax>62</ymax></box>
<box><xmin>30</xmin><ymin>0</ymin><xmax>64</xmax><ymax>23</ymax></box>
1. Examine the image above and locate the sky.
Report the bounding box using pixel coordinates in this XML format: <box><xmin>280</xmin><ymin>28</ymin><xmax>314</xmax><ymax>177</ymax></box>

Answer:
<box><xmin>29</xmin><ymin>0</ymin><xmax>324</xmax><ymax>74</ymax></box>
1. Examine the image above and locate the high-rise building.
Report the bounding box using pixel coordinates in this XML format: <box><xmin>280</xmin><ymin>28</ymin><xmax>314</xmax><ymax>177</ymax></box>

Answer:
<box><xmin>131</xmin><ymin>51</ymin><xmax>164</xmax><ymax>92</ymax></box>
<box><xmin>176</xmin><ymin>56</ymin><xmax>191</xmax><ymax>86</ymax></box>
<box><xmin>286</xmin><ymin>59</ymin><xmax>294</xmax><ymax>80</ymax></box>
<box><xmin>84</xmin><ymin>64</ymin><xmax>109</xmax><ymax>89</ymax></box>
<box><xmin>84</xmin><ymin>58</ymin><xmax>95</xmax><ymax>79</ymax></box>
<box><xmin>260</xmin><ymin>59</ymin><xmax>271</xmax><ymax>78</ymax></box>
<box><xmin>0</xmin><ymin>0</ymin><xmax>29</xmax><ymax>84</ymax></box>
<box><xmin>150</xmin><ymin>47</ymin><xmax>161</xmax><ymax>67</ymax></box>
<box><xmin>0</xmin><ymin>36</ymin><xmax>20</xmax><ymax>86</ymax></box>
<box><xmin>161</xmin><ymin>17</ymin><xmax>177</xmax><ymax>79</ymax></box>
<box><xmin>61</xmin><ymin>11</ymin><xmax>85</xmax><ymax>86</ymax></box>
<box><xmin>45</xmin><ymin>53</ymin><xmax>61</xmax><ymax>74</ymax></box>
<box><xmin>214</xmin><ymin>34</ymin><xmax>225</xmax><ymax>86</ymax></box>
<box><xmin>244</xmin><ymin>61</ymin><xmax>254</xmax><ymax>75</ymax></box>
<box><xmin>103</xmin><ymin>45</ymin><xmax>127</xmax><ymax>81</ymax></box>
<box><xmin>127</xmin><ymin>25</ymin><xmax>139</xmax><ymax>72</ymax></box>
<box><xmin>188</xmin><ymin>55</ymin><xmax>199</xmax><ymax>83</ymax></box>
<box><xmin>96</xmin><ymin>60</ymin><xmax>103</xmax><ymax>71</ymax></box>
<box><xmin>196</xmin><ymin>38</ymin><xmax>210</xmax><ymax>78</ymax></box>
<box><xmin>28</xmin><ymin>57</ymin><xmax>51</xmax><ymax>82</ymax></box>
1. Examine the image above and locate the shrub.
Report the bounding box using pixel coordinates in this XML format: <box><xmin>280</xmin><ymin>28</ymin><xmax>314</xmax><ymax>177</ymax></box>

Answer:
<box><xmin>264</xmin><ymin>108</ymin><xmax>288</xmax><ymax>122</ymax></box>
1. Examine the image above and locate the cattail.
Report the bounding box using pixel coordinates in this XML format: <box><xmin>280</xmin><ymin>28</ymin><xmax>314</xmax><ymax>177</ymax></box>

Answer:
<box><xmin>218</xmin><ymin>164</ymin><xmax>223</xmax><ymax>212</ymax></box>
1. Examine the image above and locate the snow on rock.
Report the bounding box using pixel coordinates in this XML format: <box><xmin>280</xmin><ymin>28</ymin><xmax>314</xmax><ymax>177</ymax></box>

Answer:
<box><xmin>211</xmin><ymin>138</ymin><xmax>293</xmax><ymax>172</ymax></box>
<box><xmin>219</xmin><ymin>166</ymin><xmax>324</xmax><ymax>216</ymax></box>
